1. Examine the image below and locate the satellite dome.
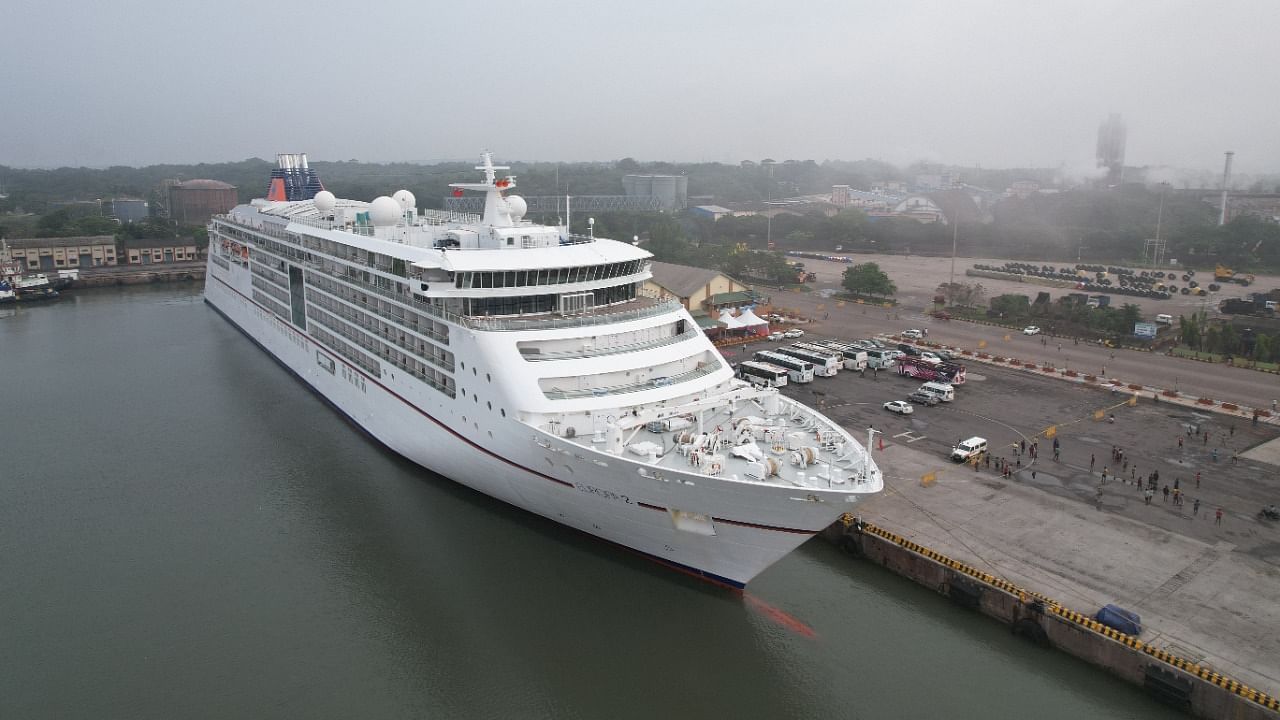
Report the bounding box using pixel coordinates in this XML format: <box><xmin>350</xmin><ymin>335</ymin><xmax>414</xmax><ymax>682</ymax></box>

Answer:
<box><xmin>369</xmin><ymin>196</ymin><xmax>402</xmax><ymax>226</ymax></box>
<box><xmin>505</xmin><ymin>194</ymin><xmax>527</xmax><ymax>221</ymax></box>
<box><xmin>392</xmin><ymin>189</ymin><xmax>416</xmax><ymax>211</ymax></box>
<box><xmin>313</xmin><ymin>190</ymin><xmax>336</xmax><ymax>214</ymax></box>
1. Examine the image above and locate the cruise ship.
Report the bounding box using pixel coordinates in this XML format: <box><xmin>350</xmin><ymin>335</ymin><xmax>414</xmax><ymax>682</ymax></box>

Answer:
<box><xmin>204</xmin><ymin>152</ymin><xmax>883</xmax><ymax>588</ymax></box>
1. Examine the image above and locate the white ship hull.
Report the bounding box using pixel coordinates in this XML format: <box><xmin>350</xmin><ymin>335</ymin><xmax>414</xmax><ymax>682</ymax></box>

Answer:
<box><xmin>205</xmin><ymin>266</ymin><xmax>867</xmax><ymax>588</ymax></box>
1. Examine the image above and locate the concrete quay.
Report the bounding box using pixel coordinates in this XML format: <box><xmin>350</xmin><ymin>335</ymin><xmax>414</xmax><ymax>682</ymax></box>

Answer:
<box><xmin>75</xmin><ymin>261</ymin><xmax>206</xmax><ymax>288</ymax></box>
<box><xmin>843</xmin><ymin>442</ymin><xmax>1280</xmax><ymax>717</ymax></box>
<box><xmin>742</xmin><ymin>328</ymin><xmax>1280</xmax><ymax>714</ymax></box>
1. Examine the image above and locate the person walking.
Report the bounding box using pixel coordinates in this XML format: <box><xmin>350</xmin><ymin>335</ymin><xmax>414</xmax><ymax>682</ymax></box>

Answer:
<box><xmin>1215</xmin><ymin>507</ymin><xmax>1223</xmax><ymax>526</ymax></box>
<box><xmin>1102</xmin><ymin>467</ymin><xmax>1108</xmax><ymax>482</ymax></box>
<box><xmin>1193</xmin><ymin>498</ymin><xmax>1200</xmax><ymax>515</ymax></box>
<box><xmin>1090</xmin><ymin>454</ymin><xmax>1096</xmax><ymax>471</ymax></box>
<box><xmin>1178</xmin><ymin>436</ymin><xmax>1183</xmax><ymax>449</ymax></box>
<box><xmin>1144</xmin><ymin>488</ymin><xmax>1154</xmax><ymax>505</ymax></box>
<box><xmin>1212</xmin><ymin>448</ymin><xmax>1219</xmax><ymax>462</ymax></box>
<box><xmin>1162</xmin><ymin>485</ymin><xmax>1170</xmax><ymax>502</ymax></box>
<box><xmin>1174</xmin><ymin>478</ymin><xmax>1180</xmax><ymax>490</ymax></box>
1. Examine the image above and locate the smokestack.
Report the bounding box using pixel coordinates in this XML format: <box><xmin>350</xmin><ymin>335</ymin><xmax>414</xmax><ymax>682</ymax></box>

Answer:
<box><xmin>1219</xmin><ymin>151</ymin><xmax>1235</xmax><ymax>226</ymax></box>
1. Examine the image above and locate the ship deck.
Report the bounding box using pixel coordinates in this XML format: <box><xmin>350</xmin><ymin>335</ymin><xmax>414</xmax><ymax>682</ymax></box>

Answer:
<box><xmin>557</xmin><ymin>395</ymin><xmax>880</xmax><ymax>493</ymax></box>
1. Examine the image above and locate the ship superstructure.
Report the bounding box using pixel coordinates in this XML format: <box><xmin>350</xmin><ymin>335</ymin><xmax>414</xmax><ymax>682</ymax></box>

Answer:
<box><xmin>203</xmin><ymin>152</ymin><xmax>883</xmax><ymax>587</ymax></box>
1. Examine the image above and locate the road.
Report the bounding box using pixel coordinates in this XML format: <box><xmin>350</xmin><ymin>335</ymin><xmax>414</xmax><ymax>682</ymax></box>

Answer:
<box><xmin>758</xmin><ymin>255</ymin><xmax>1279</xmax><ymax>411</ymax></box>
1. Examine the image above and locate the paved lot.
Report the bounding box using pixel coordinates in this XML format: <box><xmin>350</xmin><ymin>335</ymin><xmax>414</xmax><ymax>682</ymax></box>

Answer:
<box><xmin>737</xmin><ymin>337</ymin><xmax>1280</xmax><ymax>693</ymax></box>
<box><xmin>758</xmin><ymin>287</ymin><xmax>1278</xmax><ymax>411</ymax></box>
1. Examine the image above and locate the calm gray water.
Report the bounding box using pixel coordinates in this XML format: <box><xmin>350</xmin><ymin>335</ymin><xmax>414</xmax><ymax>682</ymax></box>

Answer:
<box><xmin>1</xmin><ymin>285</ymin><xmax>1174</xmax><ymax>719</ymax></box>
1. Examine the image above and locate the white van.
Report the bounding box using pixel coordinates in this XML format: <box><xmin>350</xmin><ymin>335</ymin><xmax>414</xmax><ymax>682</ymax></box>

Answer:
<box><xmin>1155</xmin><ymin>313</ymin><xmax>1173</xmax><ymax>325</ymax></box>
<box><xmin>951</xmin><ymin>437</ymin><xmax>987</xmax><ymax>462</ymax></box>
<box><xmin>918</xmin><ymin>381</ymin><xmax>955</xmax><ymax>403</ymax></box>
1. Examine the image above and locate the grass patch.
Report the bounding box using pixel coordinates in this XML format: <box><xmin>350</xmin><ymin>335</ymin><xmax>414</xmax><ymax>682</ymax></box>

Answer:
<box><xmin>1171</xmin><ymin>346</ymin><xmax>1280</xmax><ymax>371</ymax></box>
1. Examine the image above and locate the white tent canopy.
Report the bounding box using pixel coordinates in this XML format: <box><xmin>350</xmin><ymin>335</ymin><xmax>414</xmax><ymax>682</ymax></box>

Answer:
<box><xmin>717</xmin><ymin>308</ymin><xmax>744</xmax><ymax>329</ymax></box>
<box><xmin>736</xmin><ymin>308</ymin><xmax>769</xmax><ymax>327</ymax></box>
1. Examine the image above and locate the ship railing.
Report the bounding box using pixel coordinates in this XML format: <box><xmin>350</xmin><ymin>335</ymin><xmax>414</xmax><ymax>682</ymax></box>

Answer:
<box><xmin>434</xmin><ymin>232</ymin><xmax>597</xmax><ymax>250</ymax></box>
<box><xmin>520</xmin><ymin>327</ymin><xmax>700</xmax><ymax>361</ymax></box>
<box><xmin>460</xmin><ymin>298</ymin><xmax>682</xmax><ymax>332</ymax></box>
<box><xmin>302</xmin><ymin>259</ymin><xmax>680</xmax><ymax>333</ymax></box>
<box><xmin>543</xmin><ymin>363</ymin><xmax>720</xmax><ymax>400</ymax></box>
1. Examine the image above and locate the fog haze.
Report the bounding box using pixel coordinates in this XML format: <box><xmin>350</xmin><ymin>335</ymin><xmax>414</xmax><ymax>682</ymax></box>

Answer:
<box><xmin>3</xmin><ymin>0</ymin><xmax>1276</xmax><ymax>172</ymax></box>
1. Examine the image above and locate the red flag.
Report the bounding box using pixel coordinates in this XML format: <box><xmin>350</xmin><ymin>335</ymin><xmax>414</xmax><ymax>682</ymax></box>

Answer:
<box><xmin>451</xmin><ymin>188</ymin><xmax>463</xmax><ymax>197</ymax></box>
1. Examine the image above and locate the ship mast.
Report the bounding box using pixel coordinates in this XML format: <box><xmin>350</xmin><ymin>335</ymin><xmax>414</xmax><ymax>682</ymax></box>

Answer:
<box><xmin>447</xmin><ymin>151</ymin><xmax>517</xmax><ymax>228</ymax></box>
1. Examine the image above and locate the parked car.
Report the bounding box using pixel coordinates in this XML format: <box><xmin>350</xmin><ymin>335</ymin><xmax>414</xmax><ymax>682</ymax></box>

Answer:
<box><xmin>908</xmin><ymin>390</ymin><xmax>940</xmax><ymax>406</ymax></box>
<box><xmin>896</xmin><ymin>343</ymin><xmax>921</xmax><ymax>356</ymax></box>
<box><xmin>767</xmin><ymin>331</ymin><xmax>785</xmax><ymax>341</ymax></box>
<box><xmin>919</xmin><ymin>351</ymin><xmax>943</xmax><ymax>364</ymax></box>
<box><xmin>883</xmin><ymin>400</ymin><xmax>914</xmax><ymax>415</ymax></box>
<box><xmin>1023</xmin><ymin>325</ymin><xmax>1041</xmax><ymax>335</ymax></box>
<box><xmin>783</xmin><ymin>328</ymin><xmax>805</xmax><ymax>338</ymax></box>
<box><xmin>902</xmin><ymin>329</ymin><xmax>923</xmax><ymax>339</ymax></box>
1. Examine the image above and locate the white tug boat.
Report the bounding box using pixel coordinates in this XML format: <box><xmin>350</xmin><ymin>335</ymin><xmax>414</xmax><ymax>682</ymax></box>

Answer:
<box><xmin>204</xmin><ymin>152</ymin><xmax>883</xmax><ymax>588</ymax></box>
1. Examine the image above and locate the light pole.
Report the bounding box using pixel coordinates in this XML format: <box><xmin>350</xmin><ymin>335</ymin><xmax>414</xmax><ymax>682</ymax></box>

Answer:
<box><xmin>948</xmin><ymin>220</ymin><xmax>959</xmax><ymax>302</ymax></box>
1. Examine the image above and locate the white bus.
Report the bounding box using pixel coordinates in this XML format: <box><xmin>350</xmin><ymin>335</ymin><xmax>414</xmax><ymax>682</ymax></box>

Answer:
<box><xmin>808</xmin><ymin>340</ymin><xmax>868</xmax><ymax>371</ymax></box>
<box><xmin>864</xmin><ymin>347</ymin><xmax>901</xmax><ymax>370</ymax></box>
<box><xmin>736</xmin><ymin>360</ymin><xmax>789</xmax><ymax>388</ymax></box>
<box><xmin>754</xmin><ymin>350</ymin><xmax>816</xmax><ymax>383</ymax></box>
<box><xmin>774</xmin><ymin>345</ymin><xmax>840</xmax><ymax>377</ymax></box>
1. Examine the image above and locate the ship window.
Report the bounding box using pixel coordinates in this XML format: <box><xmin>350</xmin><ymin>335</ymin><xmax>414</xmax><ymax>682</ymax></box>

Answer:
<box><xmin>506</xmin><ymin>271</ymin><xmax>516</xmax><ymax>287</ymax></box>
<box><xmin>507</xmin><ymin>237</ymin><xmax>514</xmax><ymax>246</ymax></box>
<box><xmin>501</xmin><ymin>409</ymin><xmax>506</xmax><ymax>417</ymax></box>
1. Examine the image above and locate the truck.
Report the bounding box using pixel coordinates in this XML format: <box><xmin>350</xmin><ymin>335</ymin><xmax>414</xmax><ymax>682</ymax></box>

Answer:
<box><xmin>1087</xmin><ymin>294</ymin><xmax>1111</xmax><ymax>309</ymax></box>
<box><xmin>1220</xmin><ymin>297</ymin><xmax>1276</xmax><ymax>317</ymax></box>
<box><xmin>1215</xmin><ymin>264</ymin><xmax>1254</xmax><ymax>287</ymax></box>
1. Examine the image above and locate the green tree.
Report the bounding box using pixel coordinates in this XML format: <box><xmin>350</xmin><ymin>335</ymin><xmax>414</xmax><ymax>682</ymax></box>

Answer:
<box><xmin>1253</xmin><ymin>334</ymin><xmax>1273</xmax><ymax>363</ymax></box>
<box><xmin>989</xmin><ymin>294</ymin><xmax>1031</xmax><ymax>320</ymax></box>
<box><xmin>841</xmin><ymin>262</ymin><xmax>896</xmax><ymax>298</ymax></box>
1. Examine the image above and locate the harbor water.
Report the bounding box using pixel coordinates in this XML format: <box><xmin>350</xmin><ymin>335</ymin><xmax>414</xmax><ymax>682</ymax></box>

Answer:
<box><xmin>1</xmin><ymin>285</ymin><xmax>1174</xmax><ymax>719</ymax></box>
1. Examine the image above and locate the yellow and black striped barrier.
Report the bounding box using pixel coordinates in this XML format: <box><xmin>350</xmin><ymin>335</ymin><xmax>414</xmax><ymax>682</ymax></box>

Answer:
<box><xmin>852</xmin><ymin>520</ymin><xmax>1280</xmax><ymax>713</ymax></box>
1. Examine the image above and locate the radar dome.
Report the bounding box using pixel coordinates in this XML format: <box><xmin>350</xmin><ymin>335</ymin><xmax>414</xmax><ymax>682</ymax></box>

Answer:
<box><xmin>313</xmin><ymin>190</ymin><xmax>336</xmax><ymax>214</ymax></box>
<box><xmin>392</xmin><ymin>189</ymin><xmax>417</xmax><ymax>211</ymax></box>
<box><xmin>505</xmin><ymin>195</ymin><xmax>527</xmax><ymax>221</ymax></box>
<box><xmin>369</xmin><ymin>196</ymin><xmax>402</xmax><ymax>226</ymax></box>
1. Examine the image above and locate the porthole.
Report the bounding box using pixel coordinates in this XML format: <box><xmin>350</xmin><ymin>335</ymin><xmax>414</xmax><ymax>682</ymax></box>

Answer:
<box><xmin>461</xmin><ymin>388</ymin><xmax>466</xmax><ymax>396</ymax></box>
<box><xmin>500</xmin><ymin>409</ymin><xmax>506</xmax><ymax>417</ymax></box>
<box><xmin>461</xmin><ymin>362</ymin><xmax>465</xmax><ymax>370</ymax></box>
<box><xmin>462</xmin><ymin>415</ymin><xmax>467</xmax><ymax>423</ymax></box>
<box><xmin>486</xmin><ymin>373</ymin><xmax>491</xmax><ymax>382</ymax></box>
<box><xmin>487</xmin><ymin>401</ymin><xmax>492</xmax><ymax>410</ymax></box>
<box><xmin>474</xmin><ymin>395</ymin><xmax>478</xmax><ymax>403</ymax></box>
<box><xmin>472</xmin><ymin>367</ymin><xmax>477</xmax><ymax>376</ymax></box>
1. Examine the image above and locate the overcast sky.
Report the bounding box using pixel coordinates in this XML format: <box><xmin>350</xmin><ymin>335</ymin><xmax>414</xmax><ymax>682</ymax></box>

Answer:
<box><xmin>3</xmin><ymin>0</ymin><xmax>1276</xmax><ymax>173</ymax></box>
